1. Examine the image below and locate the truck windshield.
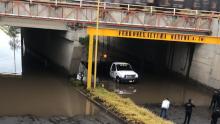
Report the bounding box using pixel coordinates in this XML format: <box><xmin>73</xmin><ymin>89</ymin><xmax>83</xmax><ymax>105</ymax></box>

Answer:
<box><xmin>116</xmin><ymin>64</ymin><xmax>132</xmax><ymax>71</ymax></box>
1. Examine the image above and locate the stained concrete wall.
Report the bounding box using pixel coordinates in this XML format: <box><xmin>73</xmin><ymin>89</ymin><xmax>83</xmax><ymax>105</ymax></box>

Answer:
<box><xmin>189</xmin><ymin>45</ymin><xmax>220</xmax><ymax>88</ymax></box>
<box><xmin>166</xmin><ymin>42</ymin><xmax>220</xmax><ymax>89</ymax></box>
<box><xmin>22</xmin><ymin>28</ymin><xmax>85</xmax><ymax>75</ymax></box>
<box><xmin>166</xmin><ymin>43</ymin><xmax>190</xmax><ymax>76</ymax></box>
<box><xmin>169</xmin><ymin>19</ymin><xmax>220</xmax><ymax>88</ymax></box>
<box><xmin>211</xmin><ymin>18</ymin><xmax>220</xmax><ymax>37</ymax></box>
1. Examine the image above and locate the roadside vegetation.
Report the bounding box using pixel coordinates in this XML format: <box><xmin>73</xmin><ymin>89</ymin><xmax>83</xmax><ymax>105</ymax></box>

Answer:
<box><xmin>69</xmin><ymin>79</ymin><xmax>173</xmax><ymax>124</ymax></box>
<box><xmin>90</xmin><ymin>87</ymin><xmax>173</xmax><ymax>124</ymax></box>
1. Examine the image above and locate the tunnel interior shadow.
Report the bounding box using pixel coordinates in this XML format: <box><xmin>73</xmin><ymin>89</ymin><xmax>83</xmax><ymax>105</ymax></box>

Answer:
<box><xmin>97</xmin><ymin>37</ymin><xmax>177</xmax><ymax>79</ymax></box>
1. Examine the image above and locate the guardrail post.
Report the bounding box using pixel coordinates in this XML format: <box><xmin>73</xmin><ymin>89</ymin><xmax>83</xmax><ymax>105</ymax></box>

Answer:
<box><xmin>218</xmin><ymin>17</ymin><xmax>220</xmax><ymax>37</ymax></box>
<box><xmin>104</xmin><ymin>2</ymin><xmax>106</xmax><ymax>9</ymax></box>
<box><xmin>128</xmin><ymin>4</ymin><xmax>130</xmax><ymax>11</ymax></box>
<box><xmin>150</xmin><ymin>6</ymin><xmax>153</xmax><ymax>14</ymax></box>
<box><xmin>80</xmin><ymin>0</ymin><xmax>82</xmax><ymax>8</ymax></box>
<box><xmin>196</xmin><ymin>10</ymin><xmax>198</xmax><ymax>15</ymax></box>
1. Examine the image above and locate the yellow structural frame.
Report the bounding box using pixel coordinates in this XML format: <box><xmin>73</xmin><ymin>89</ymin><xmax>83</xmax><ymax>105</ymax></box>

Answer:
<box><xmin>86</xmin><ymin>27</ymin><xmax>220</xmax><ymax>89</ymax></box>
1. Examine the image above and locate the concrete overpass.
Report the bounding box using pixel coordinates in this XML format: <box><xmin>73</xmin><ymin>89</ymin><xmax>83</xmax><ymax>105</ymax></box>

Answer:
<box><xmin>1</xmin><ymin>0</ymin><xmax>220</xmax><ymax>89</ymax></box>
<box><xmin>0</xmin><ymin>0</ymin><xmax>216</xmax><ymax>33</ymax></box>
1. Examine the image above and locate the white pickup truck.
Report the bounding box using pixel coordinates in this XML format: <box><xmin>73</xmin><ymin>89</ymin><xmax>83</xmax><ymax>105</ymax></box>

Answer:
<box><xmin>110</xmin><ymin>62</ymin><xmax>138</xmax><ymax>83</ymax></box>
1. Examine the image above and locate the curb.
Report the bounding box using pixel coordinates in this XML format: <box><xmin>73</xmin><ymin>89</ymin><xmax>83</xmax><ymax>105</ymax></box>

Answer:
<box><xmin>75</xmin><ymin>88</ymin><xmax>127</xmax><ymax>124</ymax></box>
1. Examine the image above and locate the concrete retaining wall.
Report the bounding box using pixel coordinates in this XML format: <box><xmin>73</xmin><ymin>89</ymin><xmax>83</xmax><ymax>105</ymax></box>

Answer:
<box><xmin>166</xmin><ymin>43</ymin><xmax>190</xmax><ymax>76</ymax></box>
<box><xmin>168</xmin><ymin>42</ymin><xmax>220</xmax><ymax>89</ymax></box>
<box><xmin>22</xmin><ymin>28</ymin><xmax>84</xmax><ymax>75</ymax></box>
<box><xmin>190</xmin><ymin>45</ymin><xmax>220</xmax><ymax>88</ymax></box>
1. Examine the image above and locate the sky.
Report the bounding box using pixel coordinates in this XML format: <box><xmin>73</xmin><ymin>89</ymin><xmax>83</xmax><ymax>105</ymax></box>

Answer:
<box><xmin>0</xmin><ymin>29</ymin><xmax>22</xmax><ymax>75</ymax></box>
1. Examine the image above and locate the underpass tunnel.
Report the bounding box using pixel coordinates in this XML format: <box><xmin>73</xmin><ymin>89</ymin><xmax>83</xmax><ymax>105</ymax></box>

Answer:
<box><xmin>16</xmin><ymin>27</ymin><xmax>217</xmax><ymax>106</ymax></box>
<box><xmin>21</xmin><ymin>28</ymin><xmax>84</xmax><ymax>76</ymax></box>
<box><xmin>0</xmin><ymin>27</ymin><xmax>104</xmax><ymax>117</ymax></box>
<box><xmin>97</xmin><ymin>37</ymin><xmax>194</xmax><ymax>78</ymax></box>
<box><xmin>97</xmin><ymin>37</ymin><xmax>212</xmax><ymax>106</ymax></box>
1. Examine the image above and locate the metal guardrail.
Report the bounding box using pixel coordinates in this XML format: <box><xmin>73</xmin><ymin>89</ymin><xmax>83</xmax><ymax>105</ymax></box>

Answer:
<box><xmin>28</xmin><ymin>0</ymin><xmax>220</xmax><ymax>17</ymax></box>
<box><xmin>0</xmin><ymin>0</ymin><xmax>217</xmax><ymax>32</ymax></box>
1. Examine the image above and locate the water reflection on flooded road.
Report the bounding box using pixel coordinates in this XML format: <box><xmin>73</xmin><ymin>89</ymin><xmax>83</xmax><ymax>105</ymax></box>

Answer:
<box><xmin>0</xmin><ymin>71</ymin><xmax>120</xmax><ymax>123</ymax></box>
<box><xmin>0</xmin><ymin>27</ymin><xmax>120</xmax><ymax>123</ymax></box>
<box><xmin>0</xmin><ymin>27</ymin><xmax>96</xmax><ymax>116</ymax></box>
<box><xmin>0</xmin><ymin>72</ymin><xmax>98</xmax><ymax>116</ymax></box>
<box><xmin>103</xmin><ymin>75</ymin><xmax>212</xmax><ymax>106</ymax></box>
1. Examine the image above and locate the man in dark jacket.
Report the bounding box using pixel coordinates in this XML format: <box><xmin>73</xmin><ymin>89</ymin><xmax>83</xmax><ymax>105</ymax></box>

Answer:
<box><xmin>210</xmin><ymin>90</ymin><xmax>219</xmax><ymax>111</ymax></box>
<box><xmin>183</xmin><ymin>99</ymin><xmax>195</xmax><ymax>124</ymax></box>
<box><xmin>211</xmin><ymin>107</ymin><xmax>220</xmax><ymax>124</ymax></box>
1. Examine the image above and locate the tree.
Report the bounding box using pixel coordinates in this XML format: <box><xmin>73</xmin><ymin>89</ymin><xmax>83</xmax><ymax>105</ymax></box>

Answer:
<box><xmin>1</xmin><ymin>26</ymin><xmax>20</xmax><ymax>73</ymax></box>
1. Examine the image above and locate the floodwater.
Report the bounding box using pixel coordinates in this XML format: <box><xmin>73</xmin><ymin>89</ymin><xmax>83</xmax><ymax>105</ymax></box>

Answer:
<box><xmin>0</xmin><ymin>70</ymin><xmax>120</xmax><ymax>123</ymax></box>
<box><xmin>0</xmin><ymin>72</ymin><xmax>98</xmax><ymax>116</ymax></box>
<box><xmin>0</xmin><ymin>27</ymin><xmax>120</xmax><ymax>124</ymax></box>
<box><xmin>0</xmin><ymin>28</ymin><xmax>22</xmax><ymax>75</ymax></box>
<box><xmin>0</xmin><ymin>39</ymin><xmax>99</xmax><ymax>117</ymax></box>
<box><xmin>102</xmin><ymin>74</ymin><xmax>212</xmax><ymax>106</ymax></box>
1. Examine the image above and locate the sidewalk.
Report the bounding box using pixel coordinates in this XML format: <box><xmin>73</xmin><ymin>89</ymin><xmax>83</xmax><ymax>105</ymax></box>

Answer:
<box><xmin>146</xmin><ymin>105</ymin><xmax>213</xmax><ymax>124</ymax></box>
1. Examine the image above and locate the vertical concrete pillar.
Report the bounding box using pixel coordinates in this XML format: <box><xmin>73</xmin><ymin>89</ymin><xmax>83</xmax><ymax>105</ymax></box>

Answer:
<box><xmin>21</xmin><ymin>29</ymin><xmax>24</xmax><ymax>75</ymax></box>
<box><xmin>186</xmin><ymin>44</ymin><xmax>195</xmax><ymax>78</ymax></box>
<box><xmin>69</xmin><ymin>41</ymin><xmax>83</xmax><ymax>75</ymax></box>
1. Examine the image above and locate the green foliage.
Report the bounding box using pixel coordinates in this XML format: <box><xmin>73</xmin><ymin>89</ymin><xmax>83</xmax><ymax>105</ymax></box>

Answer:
<box><xmin>0</xmin><ymin>26</ymin><xmax>19</xmax><ymax>38</ymax></box>
<box><xmin>79</xmin><ymin>35</ymin><xmax>89</xmax><ymax>46</ymax></box>
<box><xmin>0</xmin><ymin>26</ymin><xmax>20</xmax><ymax>50</ymax></box>
<box><xmin>7</xmin><ymin>27</ymin><xmax>19</xmax><ymax>38</ymax></box>
<box><xmin>69</xmin><ymin>78</ymin><xmax>84</xmax><ymax>87</ymax></box>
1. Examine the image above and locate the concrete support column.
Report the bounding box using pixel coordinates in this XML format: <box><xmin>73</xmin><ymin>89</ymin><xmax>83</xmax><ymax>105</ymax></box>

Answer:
<box><xmin>186</xmin><ymin>44</ymin><xmax>195</xmax><ymax>78</ymax></box>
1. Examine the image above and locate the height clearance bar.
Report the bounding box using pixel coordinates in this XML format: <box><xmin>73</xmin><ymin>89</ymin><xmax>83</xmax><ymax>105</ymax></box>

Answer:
<box><xmin>87</xmin><ymin>27</ymin><xmax>220</xmax><ymax>44</ymax></box>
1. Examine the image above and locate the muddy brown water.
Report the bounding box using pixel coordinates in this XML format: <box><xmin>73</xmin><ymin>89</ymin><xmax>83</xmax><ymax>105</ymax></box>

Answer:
<box><xmin>102</xmin><ymin>75</ymin><xmax>212</xmax><ymax>106</ymax></box>
<box><xmin>0</xmin><ymin>71</ymin><xmax>99</xmax><ymax>117</ymax></box>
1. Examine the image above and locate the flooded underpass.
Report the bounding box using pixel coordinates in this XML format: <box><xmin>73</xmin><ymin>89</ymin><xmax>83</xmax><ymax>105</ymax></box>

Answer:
<box><xmin>103</xmin><ymin>75</ymin><xmax>212</xmax><ymax>106</ymax></box>
<box><xmin>101</xmin><ymin>63</ymin><xmax>213</xmax><ymax>108</ymax></box>
<box><xmin>0</xmin><ymin>27</ymin><xmax>120</xmax><ymax>124</ymax></box>
<box><xmin>98</xmin><ymin>37</ymin><xmax>212</xmax><ymax>106</ymax></box>
<box><xmin>0</xmin><ymin>25</ymin><xmax>218</xmax><ymax>123</ymax></box>
<box><xmin>0</xmin><ymin>71</ymin><xmax>87</xmax><ymax>116</ymax></box>
<box><xmin>0</xmin><ymin>70</ymin><xmax>120</xmax><ymax>124</ymax></box>
<box><xmin>0</xmin><ymin>74</ymin><xmax>120</xmax><ymax>123</ymax></box>
<box><xmin>100</xmin><ymin>74</ymin><xmax>213</xmax><ymax>124</ymax></box>
<box><xmin>97</xmin><ymin>36</ymin><xmax>216</xmax><ymax>123</ymax></box>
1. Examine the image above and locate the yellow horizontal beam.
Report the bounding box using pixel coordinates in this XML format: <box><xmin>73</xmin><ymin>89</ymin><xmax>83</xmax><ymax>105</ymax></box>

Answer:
<box><xmin>87</xmin><ymin>27</ymin><xmax>220</xmax><ymax>44</ymax></box>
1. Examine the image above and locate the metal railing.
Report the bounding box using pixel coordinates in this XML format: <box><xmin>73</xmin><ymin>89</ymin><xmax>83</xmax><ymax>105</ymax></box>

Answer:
<box><xmin>0</xmin><ymin>0</ymin><xmax>218</xmax><ymax>32</ymax></box>
<box><xmin>26</xmin><ymin>0</ymin><xmax>220</xmax><ymax>16</ymax></box>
